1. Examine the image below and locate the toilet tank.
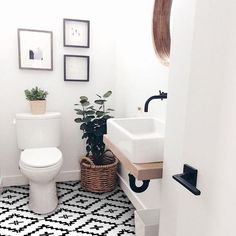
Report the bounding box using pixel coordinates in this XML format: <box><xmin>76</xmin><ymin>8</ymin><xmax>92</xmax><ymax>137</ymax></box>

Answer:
<box><xmin>15</xmin><ymin>112</ymin><xmax>61</xmax><ymax>150</ymax></box>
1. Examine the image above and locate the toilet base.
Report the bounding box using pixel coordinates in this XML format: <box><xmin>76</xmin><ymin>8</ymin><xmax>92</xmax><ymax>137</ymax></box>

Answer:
<box><xmin>29</xmin><ymin>180</ymin><xmax>58</xmax><ymax>214</ymax></box>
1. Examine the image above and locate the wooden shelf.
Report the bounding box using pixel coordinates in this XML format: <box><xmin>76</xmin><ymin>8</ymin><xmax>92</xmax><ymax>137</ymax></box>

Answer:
<box><xmin>103</xmin><ymin>135</ymin><xmax>163</xmax><ymax>181</ymax></box>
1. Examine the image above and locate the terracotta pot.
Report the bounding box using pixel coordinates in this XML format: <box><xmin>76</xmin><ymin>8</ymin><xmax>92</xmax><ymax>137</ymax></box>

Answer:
<box><xmin>30</xmin><ymin>100</ymin><xmax>46</xmax><ymax>114</ymax></box>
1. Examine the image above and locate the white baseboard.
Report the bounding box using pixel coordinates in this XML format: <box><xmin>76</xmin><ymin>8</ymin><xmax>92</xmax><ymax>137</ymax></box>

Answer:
<box><xmin>56</xmin><ymin>170</ymin><xmax>81</xmax><ymax>182</ymax></box>
<box><xmin>2</xmin><ymin>174</ymin><xmax>28</xmax><ymax>187</ymax></box>
<box><xmin>1</xmin><ymin>170</ymin><xmax>81</xmax><ymax>187</ymax></box>
<box><xmin>117</xmin><ymin>173</ymin><xmax>146</xmax><ymax>210</ymax></box>
<box><xmin>0</xmin><ymin>177</ymin><xmax>2</xmax><ymax>194</ymax></box>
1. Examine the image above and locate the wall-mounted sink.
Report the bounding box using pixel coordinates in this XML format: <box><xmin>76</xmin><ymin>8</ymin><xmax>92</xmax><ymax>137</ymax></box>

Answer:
<box><xmin>107</xmin><ymin>117</ymin><xmax>165</xmax><ymax>163</ymax></box>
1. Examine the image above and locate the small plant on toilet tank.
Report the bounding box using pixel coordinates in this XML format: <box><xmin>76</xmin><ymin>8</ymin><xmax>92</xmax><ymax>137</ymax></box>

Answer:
<box><xmin>74</xmin><ymin>91</ymin><xmax>118</xmax><ymax>193</ymax></box>
<box><xmin>24</xmin><ymin>86</ymin><xmax>48</xmax><ymax>114</ymax></box>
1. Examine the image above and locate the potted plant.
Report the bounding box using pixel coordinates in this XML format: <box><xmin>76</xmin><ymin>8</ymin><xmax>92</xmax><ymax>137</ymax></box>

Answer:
<box><xmin>24</xmin><ymin>87</ymin><xmax>48</xmax><ymax>115</ymax></box>
<box><xmin>74</xmin><ymin>91</ymin><xmax>118</xmax><ymax>193</ymax></box>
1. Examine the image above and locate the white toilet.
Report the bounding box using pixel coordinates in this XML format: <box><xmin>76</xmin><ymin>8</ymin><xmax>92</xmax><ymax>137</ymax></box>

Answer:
<box><xmin>15</xmin><ymin>112</ymin><xmax>63</xmax><ymax>214</ymax></box>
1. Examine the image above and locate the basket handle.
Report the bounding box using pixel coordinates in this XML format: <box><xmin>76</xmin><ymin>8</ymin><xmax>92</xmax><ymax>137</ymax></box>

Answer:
<box><xmin>80</xmin><ymin>156</ymin><xmax>95</xmax><ymax>167</ymax></box>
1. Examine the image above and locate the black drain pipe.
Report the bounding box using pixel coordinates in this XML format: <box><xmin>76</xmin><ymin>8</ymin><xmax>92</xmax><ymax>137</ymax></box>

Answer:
<box><xmin>128</xmin><ymin>174</ymin><xmax>150</xmax><ymax>193</ymax></box>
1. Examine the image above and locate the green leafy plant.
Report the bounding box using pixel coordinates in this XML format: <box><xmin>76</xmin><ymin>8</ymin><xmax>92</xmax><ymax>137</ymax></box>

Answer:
<box><xmin>24</xmin><ymin>87</ymin><xmax>48</xmax><ymax>101</ymax></box>
<box><xmin>74</xmin><ymin>91</ymin><xmax>114</xmax><ymax>165</ymax></box>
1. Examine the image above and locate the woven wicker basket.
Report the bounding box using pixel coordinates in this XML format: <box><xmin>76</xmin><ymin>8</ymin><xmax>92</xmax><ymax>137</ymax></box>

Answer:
<box><xmin>80</xmin><ymin>151</ymin><xmax>119</xmax><ymax>193</ymax></box>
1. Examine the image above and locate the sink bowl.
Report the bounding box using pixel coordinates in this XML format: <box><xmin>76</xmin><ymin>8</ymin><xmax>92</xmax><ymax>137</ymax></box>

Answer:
<box><xmin>107</xmin><ymin>117</ymin><xmax>165</xmax><ymax>163</ymax></box>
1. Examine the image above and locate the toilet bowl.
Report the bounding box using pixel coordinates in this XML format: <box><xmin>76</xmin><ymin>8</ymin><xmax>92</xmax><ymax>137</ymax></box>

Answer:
<box><xmin>19</xmin><ymin>147</ymin><xmax>63</xmax><ymax>214</ymax></box>
<box><xmin>15</xmin><ymin>112</ymin><xmax>62</xmax><ymax>214</ymax></box>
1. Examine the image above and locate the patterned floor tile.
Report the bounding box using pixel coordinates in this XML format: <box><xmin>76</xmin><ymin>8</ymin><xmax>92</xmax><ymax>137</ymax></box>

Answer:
<box><xmin>106</xmin><ymin>224</ymin><xmax>135</xmax><ymax>236</ymax></box>
<box><xmin>91</xmin><ymin>202</ymin><xmax>134</xmax><ymax>224</ymax></box>
<box><xmin>106</xmin><ymin>188</ymin><xmax>135</xmax><ymax>209</ymax></box>
<box><xmin>57</xmin><ymin>185</ymin><xmax>74</xmax><ymax>200</ymax></box>
<box><xmin>0</xmin><ymin>207</ymin><xmax>10</xmax><ymax>220</ymax></box>
<box><xmin>74</xmin><ymin>218</ymin><xmax>117</xmax><ymax>236</ymax></box>
<box><xmin>15</xmin><ymin>205</ymin><xmax>47</xmax><ymax>220</ymax></box>
<box><xmin>23</xmin><ymin>223</ymin><xmax>69</xmax><ymax>236</ymax></box>
<box><xmin>60</xmin><ymin>192</ymin><xmax>102</xmax><ymax>214</ymax></box>
<box><xmin>43</xmin><ymin>207</ymin><xmax>87</xmax><ymax>231</ymax></box>
<box><xmin>57</xmin><ymin>181</ymin><xmax>80</xmax><ymax>191</ymax></box>
<box><xmin>0</xmin><ymin>210</ymin><xmax>39</xmax><ymax>235</ymax></box>
<box><xmin>0</xmin><ymin>187</ymin><xmax>28</xmax><ymax>209</ymax></box>
<box><xmin>0</xmin><ymin>181</ymin><xmax>135</xmax><ymax>235</ymax></box>
<box><xmin>106</xmin><ymin>188</ymin><xmax>132</xmax><ymax>203</ymax></box>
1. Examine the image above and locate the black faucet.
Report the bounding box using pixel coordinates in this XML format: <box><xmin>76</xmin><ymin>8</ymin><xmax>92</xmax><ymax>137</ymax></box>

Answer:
<box><xmin>144</xmin><ymin>90</ymin><xmax>168</xmax><ymax>112</ymax></box>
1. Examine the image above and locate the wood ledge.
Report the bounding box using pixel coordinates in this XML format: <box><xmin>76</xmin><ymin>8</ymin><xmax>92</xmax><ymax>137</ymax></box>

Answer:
<box><xmin>103</xmin><ymin>135</ymin><xmax>163</xmax><ymax>180</ymax></box>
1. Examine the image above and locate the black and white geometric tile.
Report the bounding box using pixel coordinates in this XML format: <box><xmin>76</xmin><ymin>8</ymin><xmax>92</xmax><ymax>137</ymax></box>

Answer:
<box><xmin>0</xmin><ymin>181</ymin><xmax>135</xmax><ymax>235</ymax></box>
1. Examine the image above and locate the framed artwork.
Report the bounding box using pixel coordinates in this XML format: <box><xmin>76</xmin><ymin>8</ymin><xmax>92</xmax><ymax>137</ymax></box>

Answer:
<box><xmin>63</xmin><ymin>19</ymin><xmax>90</xmax><ymax>48</ymax></box>
<box><xmin>17</xmin><ymin>29</ymin><xmax>53</xmax><ymax>70</ymax></box>
<box><xmin>64</xmin><ymin>55</ymin><xmax>89</xmax><ymax>82</ymax></box>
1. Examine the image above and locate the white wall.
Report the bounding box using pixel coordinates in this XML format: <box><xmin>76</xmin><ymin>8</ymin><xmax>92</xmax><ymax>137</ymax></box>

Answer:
<box><xmin>159</xmin><ymin>0</ymin><xmax>197</xmax><ymax>234</ymax></box>
<box><xmin>0</xmin><ymin>0</ymin><xmax>116</xmax><ymax>184</ymax></box>
<box><xmin>160</xmin><ymin>0</ymin><xmax>236</xmax><ymax>235</ymax></box>
<box><xmin>114</xmin><ymin>0</ymin><xmax>169</xmax><ymax>120</ymax></box>
<box><xmin>114</xmin><ymin>0</ymin><xmax>169</xmax><ymax>209</ymax></box>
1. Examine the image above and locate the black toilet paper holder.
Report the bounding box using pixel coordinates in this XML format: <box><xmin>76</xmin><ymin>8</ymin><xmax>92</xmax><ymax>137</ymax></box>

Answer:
<box><xmin>173</xmin><ymin>164</ymin><xmax>201</xmax><ymax>196</ymax></box>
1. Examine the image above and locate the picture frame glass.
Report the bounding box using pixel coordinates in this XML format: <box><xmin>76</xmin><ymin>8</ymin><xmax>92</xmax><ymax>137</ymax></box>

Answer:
<box><xmin>18</xmin><ymin>29</ymin><xmax>52</xmax><ymax>70</ymax></box>
<box><xmin>65</xmin><ymin>56</ymin><xmax>89</xmax><ymax>81</ymax></box>
<box><xmin>64</xmin><ymin>20</ymin><xmax>89</xmax><ymax>47</ymax></box>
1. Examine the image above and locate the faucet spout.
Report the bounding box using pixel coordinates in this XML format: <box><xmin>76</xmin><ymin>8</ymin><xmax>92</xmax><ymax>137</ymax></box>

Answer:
<box><xmin>144</xmin><ymin>90</ymin><xmax>167</xmax><ymax>112</ymax></box>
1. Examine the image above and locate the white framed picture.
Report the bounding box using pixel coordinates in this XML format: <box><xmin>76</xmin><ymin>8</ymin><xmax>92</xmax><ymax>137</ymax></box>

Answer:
<box><xmin>63</xmin><ymin>19</ymin><xmax>90</xmax><ymax>48</ymax></box>
<box><xmin>64</xmin><ymin>55</ymin><xmax>89</xmax><ymax>82</ymax></box>
<box><xmin>17</xmin><ymin>29</ymin><xmax>53</xmax><ymax>70</ymax></box>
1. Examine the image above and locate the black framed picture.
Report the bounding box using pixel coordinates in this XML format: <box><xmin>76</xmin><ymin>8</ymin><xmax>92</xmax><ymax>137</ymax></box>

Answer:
<box><xmin>63</xmin><ymin>19</ymin><xmax>90</xmax><ymax>48</ymax></box>
<box><xmin>64</xmin><ymin>55</ymin><xmax>89</xmax><ymax>82</ymax></box>
<box><xmin>18</xmin><ymin>29</ymin><xmax>53</xmax><ymax>70</ymax></box>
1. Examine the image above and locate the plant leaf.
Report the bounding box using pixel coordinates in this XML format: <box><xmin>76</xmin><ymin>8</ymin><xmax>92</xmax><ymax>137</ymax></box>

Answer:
<box><xmin>86</xmin><ymin>145</ymin><xmax>91</xmax><ymax>152</ymax></box>
<box><xmin>96</xmin><ymin>94</ymin><xmax>101</xmax><ymax>98</ymax></box>
<box><xmin>103</xmin><ymin>91</ymin><xmax>112</xmax><ymax>98</ymax></box>
<box><xmin>74</xmin><ymin>109</ymin><xmax>84</xmax><ymax>115</ymax></box>
<box><xmin>96</xmin><ymin>111</ymin><xmax>105</xmax><ymax>117</ymax></box>
<box><xmin>83</xmin><ymin>117</ymin><xmax>92</xmax><ymax>122</ymax></box>
<box><xmin>74</xmin><ymin>118</ymin><xmax>83</xmax><ymax>123</ymax></box>
<box><xmin>86</xmin><ymin>106</ymin><xmax>94</xmax><ymax>110</ymax></box>
<box><xmin>87</xmin><ymin>115</ymin><xmax>95</xmax><ymax>119</ymax></box>
<box><xmin>24</xmin><ymin>87</ymin><xmax>48</xmax><ymax>101</ymax></box>
<box><xmin>94</xmin><ymin>99</ymin><xmax>106</xmax><ymax>105</ymax></box>
<box><xmin>103</xmin><ymin>115</ymin><xmax>112</xmax><ymax>119</ymax></box>
<box><xmin>80</xmin><ymin>96</ymin><xmax>88</xmax><ymax>100</ymax></box>
<box><xmin>80</xmin><ymin>123</ymin><xmax>86</xmax><ymax>130</ymax></box>
<box><xmin>85</xmin><ymin>110</ymin><xmax>95</xmax><ymax>115</ymax></box>
<box><xmin>81</xmin><ymin>101</ymin><xmax>90</xmax><ymax>106</ymax></box>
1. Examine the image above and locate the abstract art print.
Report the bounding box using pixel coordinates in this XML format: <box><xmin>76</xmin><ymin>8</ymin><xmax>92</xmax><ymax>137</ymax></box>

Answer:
<box><xmin>63</xmin><ymin>19</ymin><xmax>90</xmax><ymax>48</ymax></box>
<box><xmin>18</xmin><ymin>29</ymin><xmax>53</xmax><ymax>70</ymax></box>
<box><xmin>64</xmin><ymin>55</ymin><xmax>89</xmax><ymax>82</ymax></box>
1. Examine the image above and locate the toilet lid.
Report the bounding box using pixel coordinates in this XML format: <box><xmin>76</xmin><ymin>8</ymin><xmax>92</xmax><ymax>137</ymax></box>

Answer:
<box><xmin>20</xmin><ymin>147</ymin><xmax>62</xmax><ymax>168</ymax></box>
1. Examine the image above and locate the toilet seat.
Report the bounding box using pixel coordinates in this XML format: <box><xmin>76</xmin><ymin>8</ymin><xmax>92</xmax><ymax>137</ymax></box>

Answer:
<box><xmin>20</xmin><ymin>147</ymin><xmax>62</xmax><ymax>168</ymax></box>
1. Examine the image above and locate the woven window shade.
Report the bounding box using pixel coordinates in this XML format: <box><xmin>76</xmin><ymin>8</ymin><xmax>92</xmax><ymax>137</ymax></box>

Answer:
<box><xmin>153</xmin><ymin>0</ymin><xmax>173</xmax><ymax>66</ymax></box>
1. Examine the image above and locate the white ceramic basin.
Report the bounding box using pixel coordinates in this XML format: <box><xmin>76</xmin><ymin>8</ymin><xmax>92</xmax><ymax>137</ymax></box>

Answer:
<box><xmin>107</xmin><ymin>117</ymin><xmax>165</xmax><ymax>163</ymax></box>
